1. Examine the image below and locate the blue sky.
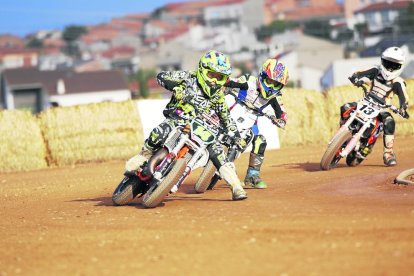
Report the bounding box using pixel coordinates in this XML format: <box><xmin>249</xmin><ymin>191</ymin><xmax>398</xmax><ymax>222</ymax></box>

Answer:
<box><xmin>0</xmin><ymin>0</ymin><xmax>184</xmax><ymax>37</ymax></box>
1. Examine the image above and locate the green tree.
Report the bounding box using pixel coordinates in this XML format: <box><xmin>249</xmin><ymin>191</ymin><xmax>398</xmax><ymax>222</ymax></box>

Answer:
<box><xmin>136</xmin><ymin>69</ymin><xmax>156</xmax><ymax>98</ymax></box>
<box><xmin>303</xmin><ymin>19</ymin><xmax>331</xmax><ymax>40</ymax></box>
<box><xmin>62</xmin><ymin>25</ymin><xmax>87</xmax><ymax>57</ymax></box>
<box><xmin>26</xmin><ymin>37</ymin><xmax>43</xmax><ymax>49</ymax></box>
<box><xmin>396</xmin><ymin>2</ymin><xmax>414</xmax><ymax>34</ymax></box>
<box><xmin>255</xmin><ymin>20</ymin><xmax>299</xmax><ymax>41</ymax></box>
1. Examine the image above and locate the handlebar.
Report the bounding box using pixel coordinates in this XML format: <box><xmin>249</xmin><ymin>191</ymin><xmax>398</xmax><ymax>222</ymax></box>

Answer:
<box><xmin>227</xmin><ymin>91</ymin><xmax>274</xmax><ymax>121</ymax></box>
<box><xmin>349</xmin><ymin>77</ymin><xmax>409</xmax><ymax>119</ymax></box>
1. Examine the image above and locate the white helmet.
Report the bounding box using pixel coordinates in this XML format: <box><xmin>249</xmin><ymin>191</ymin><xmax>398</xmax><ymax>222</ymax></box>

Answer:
<box><xmin>380</xmin><ymin>46</ymin><xmax>405</xmax><ymax>81</ymax></box>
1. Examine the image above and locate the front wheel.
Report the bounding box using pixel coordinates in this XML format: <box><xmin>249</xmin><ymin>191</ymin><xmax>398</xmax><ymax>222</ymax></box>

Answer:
<box><xmin>320</xmin><ymin>130</ymin><xmax>352</xmax><ymax>171</ymax></box>
<box><xmin>112</xmin><ymin>174</ymin><xmax>143</xmax><ymax>206</ymax></box>
<box><xmin>194</xmin><ymin>161</ymin><xmax>216</xmax><ymax>193</ymax></box>
<box><xmin>346</xmin><ymin>151</ymin><xmax>363</xmax><ymax>167</ymax></box>
<box><xmin>142</xmin><ymin>158</ymin><xmax>187</xmax><ymax>208</ymax></box>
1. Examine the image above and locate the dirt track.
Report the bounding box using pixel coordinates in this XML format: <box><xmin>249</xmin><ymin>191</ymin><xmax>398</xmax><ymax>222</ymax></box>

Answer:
<box><xmin>1</xmin><ymin>136</ymin><xmax>414</xmax><ymax>276</ymax></box>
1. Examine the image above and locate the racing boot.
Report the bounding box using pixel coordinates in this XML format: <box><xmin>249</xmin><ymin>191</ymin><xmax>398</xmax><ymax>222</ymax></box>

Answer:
<box><xmin>219</xmin><ymin>162</ymin><xmax>247</xmax><ymax>201</ymax></box>
<box><xmin>244</xmin><ymin>153</ymin><xmax>267</xmax><ymax>189</ymax></box>
<box><xmin>383</xmin><ymin>135</ymin><xmax>397</xmax><ymax>166</ymax></box>
<box><xmin>125</xmin><ymin>144</ymin><xmax>154</xmax><ymax>174</ymax></box>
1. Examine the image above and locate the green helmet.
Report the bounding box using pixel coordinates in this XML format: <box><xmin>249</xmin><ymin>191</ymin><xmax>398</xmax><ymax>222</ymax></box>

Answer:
<box><xmin>196</xmin><ymin>50</ymin><xmax>232</xmax><ymax>98</ymax></box>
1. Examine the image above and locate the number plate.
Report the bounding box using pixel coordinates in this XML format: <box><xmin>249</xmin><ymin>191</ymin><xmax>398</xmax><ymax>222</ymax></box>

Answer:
<box><xmin>356</xmin><ymin>100</ymin><xmax>380</xmax><ymax>119</ymax></box>
<box><xmin>191</xmin><ymin>121</ymin><xmax>216</xmax><ymax>145</ymax></box>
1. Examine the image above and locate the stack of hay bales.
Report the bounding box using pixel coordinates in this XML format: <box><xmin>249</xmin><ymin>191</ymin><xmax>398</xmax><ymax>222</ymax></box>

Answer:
<box><xmin>393</xmin><ymin>79</ymin><xmax>414</xmax><ymax>136</ymax></box>
<box><xmin>325</xmin><ymin>85</ymin><xmax>362</xmax><ymax>135</ymax></box>
<box><xmin>39</xmin><ymin>101</ymin><xmax>143</xmax><ymax>166</ymax></box>
<box><xmin>0</xmin><ymin>110</ymin><xmax>47</xmax><ymax>172</ymax></box>
<box><xmin>279</xmin><ymin>88</ymin><xmax>331</xmax><ymax>146</ymax></box>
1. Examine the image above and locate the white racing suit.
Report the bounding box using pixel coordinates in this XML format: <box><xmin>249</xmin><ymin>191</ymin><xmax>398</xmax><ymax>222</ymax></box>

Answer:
<box><xmin>224</xmin><ymin>74</ymin><xmax>287</xmax><ymax>188</ymax></box>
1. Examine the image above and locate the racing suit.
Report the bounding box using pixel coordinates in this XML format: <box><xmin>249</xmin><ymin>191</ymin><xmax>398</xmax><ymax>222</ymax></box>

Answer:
<box><xmin>224</xmin><ymin>74</ymin><xmax>287</xmax><ymax>188</ymax></box>
<box><xmin>341</xmin><ymin>67</ymin><xmax>409</xmax><ymax>166</ymax></box>
<box><xmin>126</xmin><ymin>70</ymin><xmax>247</xmax><ymax>200</ymax></box>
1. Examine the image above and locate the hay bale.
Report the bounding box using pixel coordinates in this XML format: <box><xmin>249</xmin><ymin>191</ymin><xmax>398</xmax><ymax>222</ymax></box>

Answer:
<box><xmin>325</xmin><ymin>84</ymin><xmax>362</xmax><ymax>135</ymax></box>
<box><xmin>279</xmin><ymin>88</ymin><xmax>331</xmax><ymax>146</ymax></box>
<box><xmin>39</xmin><ymin>100</ymin><xmax>144</xmax><ymax>166</ymax></box>
<box><xmin>0</xmin><ymin>110</ymin><xmax>47</xmax><ymax>172</ymax></box>
<box><xmin>392</xmin><ymin>79</ymin><xmax>414</xmax><ymax>136</ymax></box>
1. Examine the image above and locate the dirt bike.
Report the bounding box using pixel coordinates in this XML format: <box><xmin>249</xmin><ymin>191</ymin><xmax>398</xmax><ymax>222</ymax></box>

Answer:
<box><xmin>112</xmin><ymin>110</ymin><xmax>221</xmax><ymax>208</ymax></box>
<box><xmin>194</xmin><ymin>92</ymin><xmax>274</xmax><ymax>193</ymax></box>
<box><xmin>320</xmin><ymin>84</ymin><xmax>409</xmax><ymax>171</ymax></box>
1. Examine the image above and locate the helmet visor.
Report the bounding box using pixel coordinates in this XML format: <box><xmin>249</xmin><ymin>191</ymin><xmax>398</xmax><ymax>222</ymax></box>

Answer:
<box><xmin>382</xmin><ymin>58</ymin><xmax>402</xmax><ymax>72</ymax></box>
<box><xmin>206</xmin><ymin>70</ymin><xmax>228</xmax><ymax>85</ymax></box>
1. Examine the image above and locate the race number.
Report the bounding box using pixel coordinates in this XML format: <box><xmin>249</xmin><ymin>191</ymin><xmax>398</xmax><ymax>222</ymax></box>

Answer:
<box><xmin>360</xmin><ymin>105</ymin><xmax>375</xmax><ymax>115</ymax></box>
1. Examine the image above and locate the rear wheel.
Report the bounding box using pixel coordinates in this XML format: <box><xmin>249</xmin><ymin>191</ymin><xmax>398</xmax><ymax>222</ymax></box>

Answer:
<box><xmin>194</xmin><ymin>161</ymin><xmax>216</xmax><ymax>193</ymax></box>
<box><xmin>112</xmin><ymin>175</ymin><xmax>143</xmax><ymax>206</ymax></box>
<box><xmin>320</xmin><ymin>130</ymin><xmax>352</xmax><ymax>171</ymax></box>
<box><xmin>142</xmin><ymin>158</ymin><xmax>187</xmax><ymax>208</ymax></box>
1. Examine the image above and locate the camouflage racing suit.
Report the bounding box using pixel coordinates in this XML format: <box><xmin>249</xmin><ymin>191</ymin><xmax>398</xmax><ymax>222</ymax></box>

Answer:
<box><xmin>126</xmin><ymin>70</ymin><xmax>247</xmax><ymax>200</ymax></box>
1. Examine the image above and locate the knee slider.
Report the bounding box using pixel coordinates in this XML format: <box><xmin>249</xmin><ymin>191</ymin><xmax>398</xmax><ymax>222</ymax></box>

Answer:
<box><xmin>383</xmin><ymin>117</ymin><xmax>395</xmax><ymax>135</ymax></box>
<box><xmin>252</xmin><ymin>135</ymin><xmax>267</xmax><ymax>155</ymax></box>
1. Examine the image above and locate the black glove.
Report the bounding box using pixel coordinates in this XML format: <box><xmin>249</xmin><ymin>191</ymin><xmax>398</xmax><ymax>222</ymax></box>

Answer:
<box><xmin>399</xmin><ymin>107</ymin><xmax>409</xmax><ymax>119</ymax></box>
<box><xmin>233</xmin><ymin>136</ymin><xmax>246</xmax><ymax>150</ymax></box>
<box><xmin>348</xmin><ymin>75</ymin><xmax>363</xmax><ymax>87</ymax></box>
<box><xmin>355</xmin><ymin>80</ymin><xmax>364</xmax><ymax>87</ymax></box>
<box><xmin>228</xmin><ymin>127</ymin><xmax>245</xmax><ymax>149</ymax></box>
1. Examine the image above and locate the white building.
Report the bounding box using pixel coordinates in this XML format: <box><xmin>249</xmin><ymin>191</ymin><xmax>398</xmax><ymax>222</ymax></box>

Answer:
<box><xmin>321</xmin><ymin>57</ymin><xmax>378</xmax><ymax>90</ymax></box>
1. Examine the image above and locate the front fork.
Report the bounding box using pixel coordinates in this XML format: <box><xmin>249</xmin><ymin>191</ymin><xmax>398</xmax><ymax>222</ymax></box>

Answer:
<box><xmin>340</xmin><ymin>122</ymin><xmax>370</xmax><ymax>158</ymax></box>
<box><xmin>171</xmin><ymin>145</ymin><xmax>208</xmax><ymax>193</ymax></box>
<box><xmin>152</xmin><ymin>134</ymin><xmax>188</xmax><ymax>181</ymax></box>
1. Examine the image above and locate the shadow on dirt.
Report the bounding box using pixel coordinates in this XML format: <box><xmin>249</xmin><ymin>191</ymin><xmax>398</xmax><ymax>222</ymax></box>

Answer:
<box><xmin>272</xmin><ymin>162</ymin><xmax>348</xmax><ymax>172</ymax></box>
<box><xmin>70</xmin><ymin>197</ymin><xmax>122</xmax><ymax>207</ymax></box>
<box><xmin>70</xmin><ymin>188</ymin><xmax>230</xmax><ymax>209</ymax></box>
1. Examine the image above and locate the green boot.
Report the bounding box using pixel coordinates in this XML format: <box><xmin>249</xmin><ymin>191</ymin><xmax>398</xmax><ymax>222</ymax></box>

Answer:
<box><xmin>244</xmin><ymin>153</ymin><xmax>267</xmax><ymax>189</ymax></box>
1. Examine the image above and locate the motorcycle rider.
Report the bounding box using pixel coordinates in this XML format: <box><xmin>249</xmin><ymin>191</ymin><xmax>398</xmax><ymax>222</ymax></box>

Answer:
<box><xmin>125</xmin><ymin>50</ymin><xmax>248</xmax><ymax>200</ymax></box>
<box><xmin>341</xmin><ymin>46</ymin><xmax>409</xmax><ymax>166</ymax></box>
<box><xmin>224</xmin><ymin>58</ymin><xmax>289</xmax><ymax>188</ymax></box>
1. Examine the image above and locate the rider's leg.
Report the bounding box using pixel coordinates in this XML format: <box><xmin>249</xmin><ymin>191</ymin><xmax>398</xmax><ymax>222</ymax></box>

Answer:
<box><xmin>125</xmin><ymin>120</ymin><xmax>175</xmax><ymax>174</ymax></box>
<box><xmin>380</xmin><ymin>112</ymin><xmax>397</xmax><ymax>166</ymax></box>
<box><xmin>208</xmin><ymin>143</ymin><xmax>247</xmax><ymax>200</ymax></box>
<box><xmin>244</xmin><ymin>134</ymin><xmax>267</xmax><ymax>189</ymax></box>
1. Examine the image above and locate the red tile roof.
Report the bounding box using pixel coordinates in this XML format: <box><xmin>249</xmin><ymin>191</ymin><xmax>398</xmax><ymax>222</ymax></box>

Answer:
<box><xmin>42</xmin><ymin>38</ymin><xmax>65</xmax><ymax>48</ymax></box>
<box><xmin>355</xmin><ymin>0</ymin><xmax>411</xmax><ymax>13</ymax></box>
<box><xmin>0</xmin><ymin>34</ymin><xmax>25</xmax><ymax>49</ymax></box>
<box><xmin>285</xmin><ymin>4</ymin><xmax>343</xmax><ymax>20</ymax></box>
<box><xmin>101</xmin><ymin>46</ymin><xmax>135</xmax><ymax>59</ymax></box>
<box><xmin>0</xmin><ymin>48</ymin><xmax>38</xmax><ymax>57</ymax></box>
<box><xmin>82</xmin><ymin>25</ymin><xmax>122</xmax><ymax>44</ymax></box>
<box><xmin>109</xmin><ymin>18</ymin><xmax>144</xmax><ymax>33</ymax></box>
